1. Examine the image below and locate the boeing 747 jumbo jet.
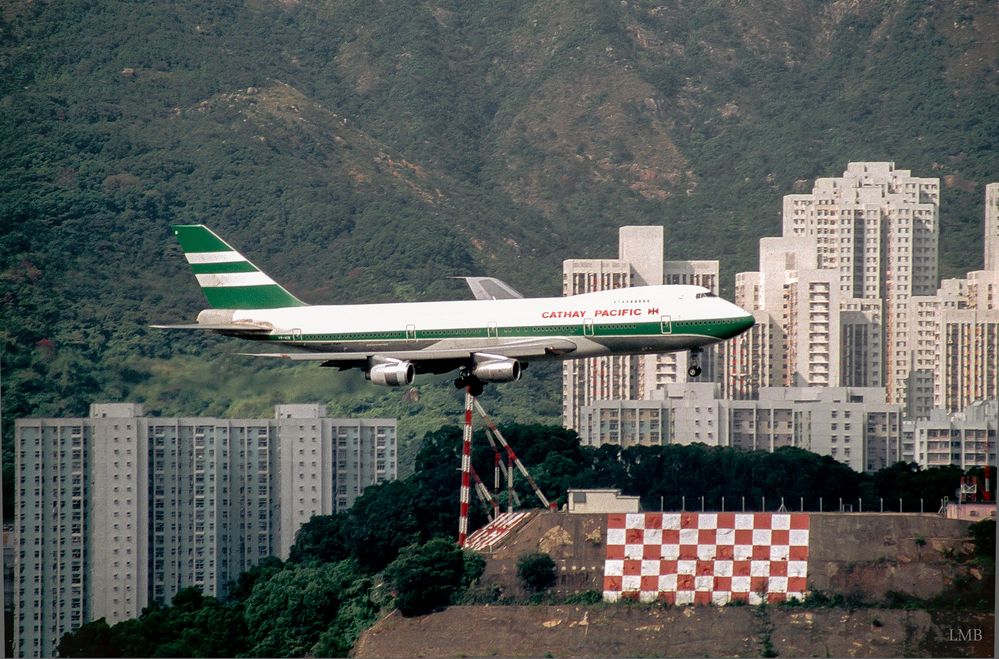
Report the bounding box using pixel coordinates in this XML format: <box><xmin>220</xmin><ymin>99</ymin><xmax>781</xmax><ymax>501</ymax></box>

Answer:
<box><xmin>154</xmin><ymin>225</ymin><xmax>755</xmax><ymax>395</ymax></box>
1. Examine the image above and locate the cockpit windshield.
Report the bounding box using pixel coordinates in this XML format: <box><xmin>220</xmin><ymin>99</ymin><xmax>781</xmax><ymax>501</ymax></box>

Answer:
<box><xmin>695</xmin><ymin>291</ymin><xmax>716</xmax><ymax>299</ymax></box>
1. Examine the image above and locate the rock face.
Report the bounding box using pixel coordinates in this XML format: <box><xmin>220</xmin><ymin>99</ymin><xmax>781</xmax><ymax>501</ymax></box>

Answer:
<box><xmin>805</xmin><ymin>513</ymin><xmax>974</xmax><ymax>600</ymax></box>
<box><xmin>537</xmin><ymin>525</ymin><xmax>573</xmax><ymax>554</ymax></box>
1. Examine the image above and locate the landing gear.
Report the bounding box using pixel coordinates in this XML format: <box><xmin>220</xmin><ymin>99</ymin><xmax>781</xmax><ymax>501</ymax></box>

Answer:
<box><xmin>454</xmin><ymin>369</ymin><xmax>485</xmax><ymax>396</ymax></box>
<box><xmin>687</xmin><ymin>348</ymin><xmax>703</xmax><ymax>378</ymax></box>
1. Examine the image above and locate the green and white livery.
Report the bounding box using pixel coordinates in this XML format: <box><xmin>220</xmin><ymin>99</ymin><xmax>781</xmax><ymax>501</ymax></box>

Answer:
<box><xmin>172</xmin><ymin>225</ymin><xmax>306</xmax><ymax>309</ymax></box>
<box><xmin>155</xmin><ymin>225</ymin><xmax>755</xmax><ymax>394</ymax></box>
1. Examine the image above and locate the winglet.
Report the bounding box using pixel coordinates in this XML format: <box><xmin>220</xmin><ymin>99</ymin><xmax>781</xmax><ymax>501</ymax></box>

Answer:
<box><xmin>171</xmin><ymin>225</ymin><xmax>307</xmax><ymax>309</ymax></box>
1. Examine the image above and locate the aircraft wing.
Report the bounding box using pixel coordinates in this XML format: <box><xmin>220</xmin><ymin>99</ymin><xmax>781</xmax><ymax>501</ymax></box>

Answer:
<box><xmin>150</xmin><ymin>322</ymin><xmax>273</xmax><ymax>333</ymax></box>
<box><xmin>455</xmin><ymin>276</ymin><xmax>524</xmax><ymax>300</ymax></box>
<box><xmin>238</xmin><ymin>337</ymin><xmax>577</xmax><ymax>366</ymax></box>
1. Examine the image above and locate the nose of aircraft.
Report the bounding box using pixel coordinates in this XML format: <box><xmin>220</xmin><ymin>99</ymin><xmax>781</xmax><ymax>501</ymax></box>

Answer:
<box><xmin>732</xmin><ymin>312</ymin><xmax>755</xmax><ymax>336</ymax></box>
<box><xmin>724</xmin><ymin>304</ymin><xmax>755</xmax><ymax>338</ymax></box>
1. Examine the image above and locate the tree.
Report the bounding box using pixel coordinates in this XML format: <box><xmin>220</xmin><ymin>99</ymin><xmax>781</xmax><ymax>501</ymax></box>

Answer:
<box><xmin>409</xmin><ymin>427</ymin><xmax>476</xmax><ymax>539</ymax></box>
<box><xmin>461</xmin><ymin>550</ymin><xmax>486</xmax><ymax>591</ymax></box>
<box><xmin>243</xmin><ymin>560</ymin><xmax>370</xmax><ymax>657</ymax></box>
<box><xmin>344</xmin><ymin>479</ymin><xmax>420</xmax><ymax>572</ymax></box>
<box><xmin>873</xmin><ymin>463</ymin><xmax>964</xmax><ymax>510</ymax></box>
<box><xmin>288</xmin><ymin>514</ymin><xmax>350</xmax><ymax>564</ymax></box>
<box><xmin>308</xmin><ymin>571</ymin><xmax>380</xmax><ymax>657</ymax></box>
<box><xmin>57</xmin><ymin>618</ymin><xmax>116</xmax><ymax>658</ymax></box>
<box><xmin>384</xmin><ymin>538</ymin><xmax>466</xmax><ymax>617</ymax></box>
<box><xmin>170</xmin><ymin>586</ymin><xmax>204</xmax><ymax>612</ymax></box>
<box><xmin>228</xmin><ymin>555</ymin><xmax>284</xmax><ymax>601</ymax></box>
<box><xmin>517</xmin><ymin>552</ymin><xmax>557</xmax><ymax>592</ymax></box>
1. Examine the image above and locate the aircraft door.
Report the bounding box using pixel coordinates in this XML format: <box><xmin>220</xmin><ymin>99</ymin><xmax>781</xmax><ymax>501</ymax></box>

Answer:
<box><xmin>292</xmin><ymin>328</ymin><xmax>302</xmax><ymax>341</ymax></box>
<box><xmin>583</xmin><ymin>319</ymin><xmax>595</xmax><ymax>336</ymax></box>
<box><xmin>660</xmin><ymin>315</ymin><xmax>672</xmax><ymax>334</ymax></box>
<box><xmin>406</xmin><ymin>324</ymin><xmax>416</xmax><ymax>340</ymax></box>
<box><xmin>487</xmin><ymin>322</ymin><xmax>498</xmax><ymax>338</ymax></box>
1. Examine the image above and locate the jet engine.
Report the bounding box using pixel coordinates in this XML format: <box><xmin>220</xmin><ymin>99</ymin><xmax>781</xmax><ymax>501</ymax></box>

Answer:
<box><xmin>472</xmin><ymin>357</ymin><xmax>522</xmax><ymax>382</ymax></box>
<box><xmin>368</xmin><ymin>361</ymin><xmax>415</xmax><ymax>386</ymax></box>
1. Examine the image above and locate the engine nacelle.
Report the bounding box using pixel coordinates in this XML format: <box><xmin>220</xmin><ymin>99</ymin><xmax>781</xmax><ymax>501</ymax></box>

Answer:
<box><xmin>472</xmin><ymin>358</ymin><xmax>522</xmax><ymax>382</ymax></box>
<box><xmin>368</xmin><ymin>361</ymin><xmax>415</xmax><ymax>386</ymax></box>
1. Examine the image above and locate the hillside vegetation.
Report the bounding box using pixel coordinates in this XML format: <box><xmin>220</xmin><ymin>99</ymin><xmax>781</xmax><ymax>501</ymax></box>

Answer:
<box><xmin>3</xmin><ymin>0</ymin><xmax>998</xmax><ymax>513</ymax></box>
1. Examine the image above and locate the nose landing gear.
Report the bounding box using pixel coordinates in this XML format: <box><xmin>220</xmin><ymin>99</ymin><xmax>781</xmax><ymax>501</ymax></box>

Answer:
<box><xmin>687</xmin><ymin>348</ymin><xmax>703</xmax><ymax>378</ymax></box>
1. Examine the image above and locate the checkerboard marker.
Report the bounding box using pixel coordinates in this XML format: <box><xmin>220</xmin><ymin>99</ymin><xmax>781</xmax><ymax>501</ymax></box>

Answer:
<box><xmin>602</xmin><ymin>512</ymin><xmax>810</xmax><ymax>605</ymax></box>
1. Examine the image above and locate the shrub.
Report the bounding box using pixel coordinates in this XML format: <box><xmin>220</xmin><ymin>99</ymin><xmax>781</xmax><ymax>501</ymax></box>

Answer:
<box><xmin>565</xmin><ymin>589</ymin><xmax>603</xmax><ymax>604</ymax></box>
<box><xmin>968</xmin><ymin>519</ymin><xmax>995</xmax><ymax>559</ymax></box>
<box><xmin>517</xmin><ymin>552</ymin><xmax>557</xmax><ymax>592</ymax></box>
<box><xmin>384</xmin><ymin>538</ymin><xmax>465</xmax><ymax>617</ymax></box>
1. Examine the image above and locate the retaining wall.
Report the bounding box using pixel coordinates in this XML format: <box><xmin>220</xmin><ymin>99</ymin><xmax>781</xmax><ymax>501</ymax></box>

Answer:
<box><xmin>475</xmin><ymin>511</ymin><xmax>977</xmax><ymax>602</ymax></box>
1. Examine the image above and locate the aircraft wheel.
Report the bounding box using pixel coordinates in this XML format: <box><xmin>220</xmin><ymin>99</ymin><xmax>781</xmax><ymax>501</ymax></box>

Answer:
<box><xmin>687</xmin><ymin>366</ymin><xmax>702</xmax><ymax>378</ymax></box>
<box><xmin>454</xmin><ymin>374</ymin><xmax>485</xmax><ymax>396</ymax></box>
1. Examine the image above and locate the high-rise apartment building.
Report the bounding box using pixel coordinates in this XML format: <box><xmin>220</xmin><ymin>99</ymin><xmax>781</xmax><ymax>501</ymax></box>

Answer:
<box><xmin>917</xmin><ymin>186</ymin><xmax>999</xmax><ymax>415</ymax></box>
<box><xmin>840</xmin><ymin>298</ymin><xmax>883</xmax><ymax>388</ymax></box>
<box><xmin>727</xmin><ymin>163</ymin><xmax>981</xmax><ymax>417</ymax></box>
<box><xmin>986</xmin><ymin>183</ymin><xmax>999</xmax><ymax>272</ymax></box>
<box><xmin>782</xmin><ymin>268</ymin><xmax>841</xmax><ymax>388</ymax></box>
<box><xmin>902</xmin><ymin>400</ymin><xmax>997</xmax><ymax>468</ymax></box>
<box><xmin>781</xmin><ymin>162</ymin><xmax>940</xmax><ymax>408</ymax></box>
<box><xmin>579</xmin><ymin>385</ymin><xmax>903</xmax><ymax>473</ymax></box>
<box><xmin>934</xmin><ymin>270</ymin><xmax>999</xmax><ymax>414</ymax></box>
<box><xmin>580</xmin><ymin>168</ymin><xmax>994</xmax><ymax>472</ymax></box>
<box><xmin>782</xmin><ymin>162</ymin><xmax>939</xmax><ymax>298</ymax></box>
<box><xmin>724</xmin><ymin>236</ymin><xmax>840</xmax><ymax>396</ymax></box>
<box><xmin>14</xmin><ymin>404</ymin><xmax>396</xmax><ymax>659</ymax></box>
<box><xmin>725</xmin><ymin>273</ymin><xmax>773</xmax><ymax>399</ymax></box>
<box><xmin>561</xmin><ymin>226</ymin><xmax>721</xmax><ymax>429</ymax></box>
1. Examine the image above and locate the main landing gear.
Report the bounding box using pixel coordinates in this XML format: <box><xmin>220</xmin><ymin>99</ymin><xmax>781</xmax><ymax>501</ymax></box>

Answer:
<box><xmin>454</xmin><ymin>368</ymin><xmax>485</xmax><ymax>397</ymax></box>
<box><xmin>687</xmin><ymin>348</ymin><xmax>703</xmax><ymax>378</ymax></box>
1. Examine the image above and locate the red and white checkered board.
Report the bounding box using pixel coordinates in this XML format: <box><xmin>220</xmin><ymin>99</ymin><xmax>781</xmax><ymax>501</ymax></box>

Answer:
<box><xmin>603</xmin><ymin>512</ymin><xmax>810</xmax><ymax>605</ymax></box>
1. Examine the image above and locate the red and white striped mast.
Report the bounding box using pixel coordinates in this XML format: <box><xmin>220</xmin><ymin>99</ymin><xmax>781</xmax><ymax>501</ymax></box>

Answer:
<box><xmin>459</xmin><ymin>389</ymin><xmax>554</xmax><ymax>546</ymax></box>
<box><xmin>457</xmin><ymin>387</ymin><xmax>475</xmax><ymax>547</ymax></box>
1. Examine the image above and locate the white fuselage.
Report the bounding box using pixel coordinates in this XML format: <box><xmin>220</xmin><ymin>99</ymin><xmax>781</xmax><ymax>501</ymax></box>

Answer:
<box><xmin>216</xmin><ymin>285</ymin><xmax>754</xmax><ymax>359</ymax></box>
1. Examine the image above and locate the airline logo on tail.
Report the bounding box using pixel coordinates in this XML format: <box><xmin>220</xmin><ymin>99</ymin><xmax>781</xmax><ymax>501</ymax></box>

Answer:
<box><xmin>173</xmin><ymin>225</ymin><xmax>306</xmax><ymax>309</ymax></box>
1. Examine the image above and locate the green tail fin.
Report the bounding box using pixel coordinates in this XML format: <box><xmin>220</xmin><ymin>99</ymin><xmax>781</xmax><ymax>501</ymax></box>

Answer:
<box><xmin>171</xmin><ymin>225</ymin><xmax>307</xmax><ymax>309</ymax></box>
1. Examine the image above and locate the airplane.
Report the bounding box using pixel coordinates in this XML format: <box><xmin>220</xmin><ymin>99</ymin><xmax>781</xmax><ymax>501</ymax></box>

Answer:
<box><xmin>154</xmin><ymin>225</ymin><xmax>755</xmax><ymax>395</ymax></box>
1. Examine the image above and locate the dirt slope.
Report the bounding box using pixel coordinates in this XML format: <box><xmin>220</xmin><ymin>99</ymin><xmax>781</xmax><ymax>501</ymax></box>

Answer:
<box><xmin>355</xmin><ymin>513</ymin><xmax>992</xmax><ymax>657</ymax></box>
<box><xmin>353</xmin><ymin>605</ymin><xmax>995</xmax><ymax>658</ymax></box>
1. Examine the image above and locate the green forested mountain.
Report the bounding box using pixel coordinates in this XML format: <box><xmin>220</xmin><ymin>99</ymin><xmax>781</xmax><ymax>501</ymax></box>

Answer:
<box><xmin>2</xmin><ymin>0</ymin><xmax>998</xmax><ymax>514</ymax></box>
